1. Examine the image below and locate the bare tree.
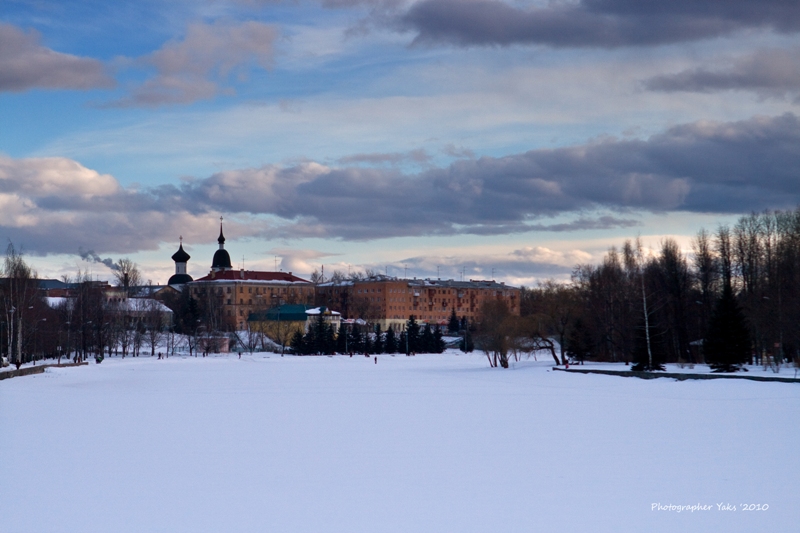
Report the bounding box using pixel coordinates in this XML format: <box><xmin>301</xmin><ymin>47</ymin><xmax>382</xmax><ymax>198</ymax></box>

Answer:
<box><xmin>0</xmin><ymin>243</ymin><xmax>40</xmax><ymax>368</ymax></box>
<box><xmin>142</xmin><ymin>299</ymin><xmax>167</xmax><ymax>356</ymax></box>
<box><xmin>113</xmin><ymin>258</ymin><xmax>142</xmax><ymax>297</ymax></box>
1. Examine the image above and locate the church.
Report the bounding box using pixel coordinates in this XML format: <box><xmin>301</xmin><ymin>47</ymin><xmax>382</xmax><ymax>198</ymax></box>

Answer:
<box><xmin>168</xmin><ymin>219</ymin><xmax>314</xmax><ymax>331</ymax></box>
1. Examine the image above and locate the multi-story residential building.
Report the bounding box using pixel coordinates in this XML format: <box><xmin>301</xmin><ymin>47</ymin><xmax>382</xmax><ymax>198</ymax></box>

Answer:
<box><xmin>316</xmin><ymin>276</ymin><xmax>520</xmax><ymax>331</ymax></box>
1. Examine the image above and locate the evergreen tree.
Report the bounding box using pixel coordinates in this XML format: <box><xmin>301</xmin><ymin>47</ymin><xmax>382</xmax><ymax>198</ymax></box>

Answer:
<box><xmin>385</xmin><ymin>327</ymin><xmax>397</xmax><ymax>354</ymax></box>
<box><xmin>324</xmin><ymin>323</ymin><xmax>336</xmax><ymax>354</ymax></box>
<box><xmin>705</xmin><ymin>284</ymin><xmax>751</xmax><ymax>372</ymax></box>
<box><xmin>448</xmin><ymin>308</ymin><xmax>460</xmax><ymax>333</ymax></box>
<box><xmin>421</xmin><ymin>323</ymin><xmax>435</xmax><ymax>353</ymax></box>
<box><xmin>565</xmin><ymin>317</ymin><xmax>592</xmax><ymax>363</ymax></box>
<box><xmin>349</xmin><ymin>326</ymin><xmax>363</xmax><ymax>353</ymax></box>
<box><xmin>290</xmin><ymin>330</ymin><xmax>305</xmax><ymax>354</ymax></box>
<box><xmin>399</xmin><ymin>331</ymin><xmax>408</xmax><ymax>355</ymax></box>
<box><xmin>630</xmin><ymin>316</ymin><xmax>666</xmax><ymax>371</ymax></box>
<box><xmin>311</xmin><ymin>313</ymin><xmax>327</xmax><ymax>354</ymax></box>
<box><xmin>433</xmin><ymin>326</ymin><xmax>445</xmax><ymax>353</ymax></box>
<box><xmin>406</xmin><ymin>316</ymin><xmax>421</xmax><ymax>353</ymax></box>
<box><xmin>373</xmin><ymin>324</ymin><xmax>384</xmax><ymax>354</ymax></box>
<box><xmin>363</xmin><ymin>332</ymin><xmax>373</xmax><ymax>354</ymax></box>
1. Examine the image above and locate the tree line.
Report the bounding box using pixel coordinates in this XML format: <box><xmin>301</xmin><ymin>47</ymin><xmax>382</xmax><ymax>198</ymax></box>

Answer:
<box><xmin>1</xmin><ymin>245</ymin><xmax>172</xmax><ymax>368</ymax></box>
<box><xmin>290</xmin><ymin>314</ymin><xmax>446</xmax><ymax>355</ymax></box>
<box><xmin>505</xmin><ymin>208</ymin><xmax>800</xmax><ymax>372</ymax></box>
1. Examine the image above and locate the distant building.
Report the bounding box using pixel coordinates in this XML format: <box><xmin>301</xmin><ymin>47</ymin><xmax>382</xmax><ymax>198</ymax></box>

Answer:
<box><xmin>316</xmin><ymin>276</ymin><xmax>520</xmax><ymax>331</ymax></box>
<box><xmin>186</xmin><ymin>220</ymin><xmax>313</xmax><ymax>331</ymax></box>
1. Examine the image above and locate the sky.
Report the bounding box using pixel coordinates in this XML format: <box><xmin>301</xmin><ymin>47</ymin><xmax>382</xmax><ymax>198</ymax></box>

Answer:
<box><xmin>2</xmin><ymin>0</ymin><xmax>800</xmax><ymax>286</ymax></box>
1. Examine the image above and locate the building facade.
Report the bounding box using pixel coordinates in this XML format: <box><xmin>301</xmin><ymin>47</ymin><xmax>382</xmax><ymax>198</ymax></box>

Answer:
<box><xmin>190</xmin><ymin>270</ymin><xmax>314</xmax><ymax>331</ymax></box>
<box><xmin>316</xmin><ymin>277</ymin><xmax>520</xmax><ymax>331</ymax></box>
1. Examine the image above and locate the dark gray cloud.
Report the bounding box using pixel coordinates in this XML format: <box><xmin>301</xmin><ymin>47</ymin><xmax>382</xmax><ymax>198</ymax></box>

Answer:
<box><xmin>4</xmin><ymin>113</ymin><xmax>800</xmax><ymax>255</ymax></box>
<box><xmin>644</xmin><ymin>47</ymin><xmax>800</xmax><ymax>101</ymax></box>
<box><xmin>172</xmin><ymin>113</ymin><xmax>800</xmax><ymax>240</ymax></box>
<box><xmin>0</xmin><ymin>23</ymin><xmax>114</xmax><ymax>92</ymax></box>
<box><xmin>400</xmin><ymin>0</ymin><xmax>800</xmax><ymax>48</ymax></box>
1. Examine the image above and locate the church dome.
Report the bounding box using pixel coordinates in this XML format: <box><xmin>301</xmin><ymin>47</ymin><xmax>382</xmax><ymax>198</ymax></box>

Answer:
<box><xmin>168</xmin><ymin>273</ymin><xmax>193</xmax><ymax>285</ymax></box>
<box><xmin>212</xmin><ymin>248</ymin><xmax>232</xmax><ymax>270</ymax></box>
<box><xmin>171</xmin><ymin>243</ymin><xmax>190</xmax><ymax>263</ymax></box>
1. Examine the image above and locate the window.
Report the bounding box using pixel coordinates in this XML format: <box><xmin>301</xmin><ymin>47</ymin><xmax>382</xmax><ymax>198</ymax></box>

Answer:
<box><xmin>227</xmin><ymin>287</ymin><xmax>231</xmax><ymax>294</ymax></box>
<box><xmin>248</xmin><ymin>287</ymin><xmax>252</xmax><ymax>293</ymax></box>
<box><xmin>240</xmin><ymin>299</ymin><xmax>243</xmax><ymax>304</ymax></box>
<box><xmin>227</xmin><ymin>299</ymin><xmax>231</xmax><ymax>305</ymax></box>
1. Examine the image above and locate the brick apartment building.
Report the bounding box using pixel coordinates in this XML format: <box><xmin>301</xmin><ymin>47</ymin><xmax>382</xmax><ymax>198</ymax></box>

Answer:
<box><xmin>316</xmin><ymin>276</ymin><xmax>520</xmax><ymax>331</ymax></box>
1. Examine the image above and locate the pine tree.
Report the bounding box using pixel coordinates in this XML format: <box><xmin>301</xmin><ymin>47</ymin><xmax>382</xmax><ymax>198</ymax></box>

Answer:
<box><xmin>363</xmin><ymin>334</ymin><xmax>373</xmax><ymax>354</ymax></box>
<box><xmin>324</xmin><ymin>323</ymin><xmax>336</xmax><ymax>354</ymax></box>
<box><xmin>349</xmin><ymin>327</ymin><xmax>363</xmax><ymax>353</ymax></box>
<box><xmin>290</xmin><ymin>330</ymin><xmax>305</xmax><ymax>354</ymax></box>
<box><xmin>448</xmin><ymin>308</ymin><xmax>460</xmax><ymax>333</ymax></box>
<box><xmin>705</xmin><ymin>284</ymin><xmax>751</xmax><ymax>372</ymax></box>
<box><xmin>385</xmin><ymin>327</ymin><xmax>397</xmax><ymax>354</ymax></box>
<box><xmin>373</xmin><ymin>324</ymin><xmax>384</xmax><ymax>354</ymax></box>
<box><xmin>421</xmin><ymin>323</ymin><xmax>434</xmax><ymax>353</ymax></box>
<box><xmin>433</xmin><ymin>326</ymin><xmax>445</xmax><ymax>353</ymax></box>
<box><xmin>565</xmin><ymin>317</ymin><xmax>592</xmax><ymax>363</ymax></box>
<box><xmin>406</xmin><ymin>316</ymin><xmax>421</xmax><ymax>353</ymax></box>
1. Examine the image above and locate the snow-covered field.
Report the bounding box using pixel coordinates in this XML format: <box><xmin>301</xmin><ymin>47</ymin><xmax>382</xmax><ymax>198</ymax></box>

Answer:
<box><xmin>2</xmin><ymin>351</ymin><xmax>798</xmax><ymax>533</ymax></box>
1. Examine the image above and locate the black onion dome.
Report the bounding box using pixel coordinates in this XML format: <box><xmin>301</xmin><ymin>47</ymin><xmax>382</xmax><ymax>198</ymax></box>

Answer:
<box><xmin>218</xmin><ymin>225</ymin><xmax>226</xmax><ymax>245</ymax></box>
<box><xmin>212</xmin><ymin>248</ymin><xmax>232</xmax><ymax>270</ymax></box>
<box><xmin>168</xmin><ymin>273</ymin><xmax>193</xmax><ymax>285</ymax></box>
<box><xmin>171</xmin><ymin>243</ymin><xmax>190</xmax><ymax>263</ymax></box>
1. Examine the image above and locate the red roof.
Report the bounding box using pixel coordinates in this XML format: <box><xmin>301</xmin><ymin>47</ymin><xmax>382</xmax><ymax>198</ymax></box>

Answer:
<box><xmin>194</xmin><ymin>270</ymin><xmax>311</xmax><ymax>283</ymax></box>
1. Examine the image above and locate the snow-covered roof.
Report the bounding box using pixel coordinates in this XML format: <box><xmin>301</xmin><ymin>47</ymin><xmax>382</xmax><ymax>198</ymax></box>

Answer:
<box><xmin>193</xmin><ymin>270</ymin><xmax>311</xmax><ymax>284</ymax></box>
<box><xmin>305</xmin><ymin>307</ymin><xmax>341</xmax><ymax>316</ymax></box>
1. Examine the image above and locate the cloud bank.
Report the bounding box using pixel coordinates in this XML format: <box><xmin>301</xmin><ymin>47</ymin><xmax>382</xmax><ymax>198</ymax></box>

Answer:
<box><xmin>644</xmin><ymin>47</ymin><xmax>800</xmax><ymax>102</ymax></box>
<box><xmin>3</xmin><ymin>113</ymin><xmax>800</xmax><ymax>255</ymax></box>
<box><xmin>400</xmin><ymin>0</ymin><xmax>800</xmax><ymax>48</ymax></box>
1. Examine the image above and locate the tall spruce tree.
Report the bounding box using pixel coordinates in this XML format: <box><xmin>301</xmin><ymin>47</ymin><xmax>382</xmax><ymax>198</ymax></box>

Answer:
<box><xmin>421</xmin><ymin>323</ymin><xmax>435</xmax><ymax>353</ymax></box>
<box><xmin>373</xmin><ymin>324</ymin><xmax>384</xmax><ymax>354</ymax></box>
<box><xmin>406</xmin><ymin>316</ymin><xmax>421</xmax><ymax>353</ymax></box>
<box><xmin>448</xmin><ymin>308</ymin><xmax>460</xmax><ymax>333</ymax></box>
<box><xmin>705</xmin><ymin>284</ymin><xmax>751</xmax><ymax>372</ymax></box>
<box><xmin>433</xmin><ymin>326</ymin><xmax>445</xmax><ymax>353</ymax></box>
<box><xmin>290</xmin><ymin>330</ymin><xmax>305</xmax><ymax>354</ymax></box>
<box><xmin>385</xmin><ymin>327</ymin><xmax>397</xmax><ymax>354</ymax></box>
